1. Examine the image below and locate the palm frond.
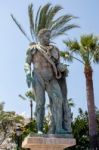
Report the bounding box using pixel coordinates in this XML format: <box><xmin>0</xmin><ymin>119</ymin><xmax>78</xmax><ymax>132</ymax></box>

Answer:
<box><xmin>34</xmin><ymin>3</ymin><xmax>78</xmax><ymax>40</ymax></box>
<box><xmin>28</xmin><ymin>4</ymin><xmax>35</xmax><ymax>41</ymax></box>
<box><xmin>25</xmin><ymin>90</ymin><xmax>35</xmax><ymax>101</ymax></box>
<box><xmin>37</xmin><ymin>3</ymin><xmax>51</xmax><ymax>32</ymax></box>
<box><xmin>19</xmin><ymin>94</ymin><xmax>27</xmax><ymax>100</ymax></box>
<box><xmin>12</xmin><ymin>3</ymin><xmax>79</xmax><ymax>42</ymax></box>
<box><xmin>63</xmin><ymin>40</ymin><xmax>84</xmax><ymax>64</ymax></box>
<box><xmin>93</xmin><ymin>48</ymin><xmax>99</xmax><ymax>63</ymax></box>
<box><xmin>46</xmin><ymin>5</ymin><xmax>62</xmax><ymax>28</ymax></box>
<box><xmin>11</xmin><ymin>14</ymin><xmax>31</xmax><ymax>42</ymax></box>
<box><xmin>34</xmin><ymin>5</ymin><xmax>42</xmax><ymax>39</ymax></box>
<box><xmin>64</xmin><ymin>34</ymin><xmax>99</xmax><ymax>65</ymax></box>
<box><xmin>80</xmin><ymin>34</ymin><xmax>99</xmax><ymax>64</ymax></box>
<box><xmin>51</xmin><ymin>24</ymin><xmax>79</xmax><ymax>39</ymax></box>
<box><xmin>80</xmin><ymin>34</ymin><xmax>98</xmax><ymax>51</ymax></box>
<box><xmin>64</xmin><ymin>39</ymin><xmax>80</xmax><ymax>52</ymax></box>
<box><xmin>60</xmin><ymin>51</ymin><xmax>73</xmax><ymax>62</ymax></box>
<box><xmin>51</xmin><ymin>15</ymin><xmax>77</xmax><ymax>32</ymax></box>
<box><xmin>59</xmin><ymin>24</ymin><xmax>79</xmax><ymax>33</ymax></box>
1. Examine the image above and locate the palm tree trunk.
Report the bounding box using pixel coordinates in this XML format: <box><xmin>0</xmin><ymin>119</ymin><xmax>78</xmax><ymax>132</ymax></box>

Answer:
<box><xmin>30</xmin><ymin>100</ymin><xmax>33</xmax><ymax>121</ymax></box>
<box><xmin>84</xmin><ymin>65</ymin><xmax>98</xmax><ymax>149</ymax></box>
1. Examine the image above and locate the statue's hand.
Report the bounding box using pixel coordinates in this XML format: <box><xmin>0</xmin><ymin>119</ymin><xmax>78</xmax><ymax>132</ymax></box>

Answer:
<box><xmin>57</xmin><ymin>63</ymin><xmax>67</xmax><ymax>72</ymax></box>
<box><xmin>57</xmin><ymin>63</ymin><xmax>69</xmax><ymax>76</ymax></box>
<box><xmin>26</xmin><ymin>73</ymin><xmax>32</xmax><ymax>88</ymax></box>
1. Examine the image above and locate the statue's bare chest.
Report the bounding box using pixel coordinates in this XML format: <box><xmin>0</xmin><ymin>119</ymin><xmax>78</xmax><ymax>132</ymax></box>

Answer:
<box><xmin>33</xmin><ymin>51</ymin><xmax>49</xmax><ymax>65</ymax></box>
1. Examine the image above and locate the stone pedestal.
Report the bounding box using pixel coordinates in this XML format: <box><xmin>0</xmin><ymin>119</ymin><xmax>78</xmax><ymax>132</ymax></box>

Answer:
<box><xmin>22</xmin><ymin>134</ymin><xmax>76</xmax><ymax>150</ymax></box>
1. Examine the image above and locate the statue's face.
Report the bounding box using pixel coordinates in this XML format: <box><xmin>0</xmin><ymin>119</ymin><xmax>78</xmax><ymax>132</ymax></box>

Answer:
<box><xmin>39</xmin><ymin>31</ymin><xmax>51</xmax><ymax>45</ymax></box>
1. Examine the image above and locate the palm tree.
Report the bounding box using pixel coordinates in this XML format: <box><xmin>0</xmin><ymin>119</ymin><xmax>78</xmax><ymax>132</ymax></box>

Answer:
<box><xmin>62</xmin><ymin>34</ymin><xmax>99</xmax><ymax>149</ymax></box>
<box><xmin>0</xmin><ymin>102</ymin><xmax>4</xmax><ymax>112</ymax></box>
<box><xmin>25</xmin><ymin>90</ymin><xmax>35</xmax><ymax>121</ymax></box>
<box><xmin>11</xmin><ymin>3</ymin><xmax>78</xmax><ymax>42</ymax></box>
<box><xmin>19</xmin><ymin>90</ymin><xmax>35</xmax><ymax>121</ymax></box>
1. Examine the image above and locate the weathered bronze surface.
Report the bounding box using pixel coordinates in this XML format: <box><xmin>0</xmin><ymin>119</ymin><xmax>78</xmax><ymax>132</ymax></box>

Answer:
<box><xmin>24</xmin><ymin>28</ymin><xmax>72</xmax><ymax>135</ymax></box>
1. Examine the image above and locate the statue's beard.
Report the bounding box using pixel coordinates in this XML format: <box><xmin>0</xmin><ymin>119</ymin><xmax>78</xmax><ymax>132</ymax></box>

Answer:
<box><xmin>43</xmin><ymin>40</ymin><xmax>50</xmax><ymax>45</ymax></box>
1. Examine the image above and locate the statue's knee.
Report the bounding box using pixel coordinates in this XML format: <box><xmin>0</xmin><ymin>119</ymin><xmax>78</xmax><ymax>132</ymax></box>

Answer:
<box><xmin>52</xmin><ymin>92</ymin><xmax>62</xmax><ymax>104</ymax></box>
<box><xmin>36</xmin><ymin>105</ymin><xmax>45</xmax><ymax>115</ymax></box>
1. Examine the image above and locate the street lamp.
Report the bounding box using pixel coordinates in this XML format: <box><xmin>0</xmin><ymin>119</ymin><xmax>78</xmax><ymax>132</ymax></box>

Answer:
<box><xmin>15</xmin><ymin>126</ymin><xmax>22</xmax><ymax>150</ymax></box>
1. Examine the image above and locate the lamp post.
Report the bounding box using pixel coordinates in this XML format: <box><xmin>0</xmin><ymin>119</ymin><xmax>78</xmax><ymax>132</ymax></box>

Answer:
<box><xmin>16</xmin><ymin>126</ymin><xmax>22</xmax><ymax>150</ymax></box>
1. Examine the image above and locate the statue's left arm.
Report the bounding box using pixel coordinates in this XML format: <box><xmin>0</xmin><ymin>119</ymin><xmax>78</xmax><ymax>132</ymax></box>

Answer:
<box><xmin>51</xmin><ymin>46</ymin><xmax>68</xmax><ymax>77</ymax></box>
<box><xmin>24</xmin><ymin>47</ymin><xmax>33</xmax><ymax>88</ymax></box>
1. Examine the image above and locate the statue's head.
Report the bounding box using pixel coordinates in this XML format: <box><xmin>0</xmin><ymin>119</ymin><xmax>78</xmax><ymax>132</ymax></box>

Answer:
<box><xmin>29</xmin><ymin>42</ymin><xmax>36</xmax><ymax>46</ymax></box>
<box><xmin>38</xmin><ymin>28</ymin><xmax>51</xmax><ymax>45</ymax></box>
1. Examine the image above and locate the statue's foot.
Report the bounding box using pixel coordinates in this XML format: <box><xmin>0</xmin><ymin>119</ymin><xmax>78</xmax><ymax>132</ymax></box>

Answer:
<box><xmin>48</xmin><ymin>127</ymin><xmax>55</xmax><ymax>134</ymax></box>
<box><xmin>55</xmin><ymin>128</ymin><xmax>69</xmax><ymax>134</ymax></box>
<box><xmin>37</xmin><ymin>130</ymin><xmax>43</xmax><ymax>135</ymax></box>
<box><xmin>66</xmin><ymin>130</ymin><xmax>72</xmax><ymax>134</ymax></box>
<box><xmin>63</xmin><ymin>128</ymin><xmax>72</xmax><ymax>134</ymax></box>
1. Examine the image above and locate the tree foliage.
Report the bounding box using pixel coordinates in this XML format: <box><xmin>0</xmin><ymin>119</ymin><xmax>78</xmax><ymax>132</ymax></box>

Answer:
<box><xmin>63</xmin><ymin>34</ymin><xmax>99</xmax><ymax>65</ymax></box>
<box><xmin>11</xmin><ymin>3</ymin><xmax>78</xmax><ymax>42</ymax></box>
<box><xmin>0</xmin><ymin>102</ymin><xmax>24</xmax><ymax>145</ymax></box>
<box><xmin>72</xmin><ymin>108</ymin><xmax>89</xmax><ymax>149</ymax></box>
<box><xmin>67</xmin><ymin>108</ymin><xmax>99</xmax><ymax>150</ymax></box>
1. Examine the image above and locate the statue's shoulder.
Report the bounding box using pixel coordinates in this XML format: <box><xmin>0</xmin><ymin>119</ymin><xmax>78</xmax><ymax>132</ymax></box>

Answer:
<box><xmin>51</xmin><ymin>45</ymin><xmax>59</xmax><ymax>51</ymax></box>
<box><xmin>27</xmin><ymin>42</ymin><xmax>37</xmax><ymax>55</ymax></box>
<box><xmin>50</xmin><ymin>45</ymin><xmax>60</xmax><ymax>60</ymax></box>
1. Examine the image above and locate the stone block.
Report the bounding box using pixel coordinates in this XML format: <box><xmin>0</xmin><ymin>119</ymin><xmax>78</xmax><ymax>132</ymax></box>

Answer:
<box><xmin>22</xmin><ymin>134</ymin><xmax>76</xmax><ymax>150</ymax></box>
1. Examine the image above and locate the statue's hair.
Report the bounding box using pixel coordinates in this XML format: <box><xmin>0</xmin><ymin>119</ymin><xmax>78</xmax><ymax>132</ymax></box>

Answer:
<box><xmin>38</xmin><ymin>28</ymin><xmax>51</xmax><ymax>38</ymax></box>
<box><xmin>29</xmin><ymin>42</ymin><xmax>36</xmax><ymax>46</ymax></box>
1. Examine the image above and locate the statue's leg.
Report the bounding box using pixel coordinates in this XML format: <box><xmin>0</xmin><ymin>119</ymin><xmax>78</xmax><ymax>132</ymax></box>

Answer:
<box><xmin>58</xmin><ymin>77</ymin><xmax>72</xmax><ymax>133</ymax></box>
<box><xmin>46</xmin><ymin>79</ymin><xmax>66</xmax><ymax>134</ymax></box>
<box><xmin>48</xmin><ymin>97</ymin><xmax>56</xmax><ymax>134</ymax></box>
<box><xmin>34</xmin><ymin>79</ymin><xmax>45</xmax><ymax>132</ymax></box>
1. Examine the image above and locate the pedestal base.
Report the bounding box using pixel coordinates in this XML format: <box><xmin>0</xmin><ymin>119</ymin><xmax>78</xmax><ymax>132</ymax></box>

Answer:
<box><xmin>22</xmin><ymin>134</ymin><xmax>76</xmax><ymax>150</ymax></box>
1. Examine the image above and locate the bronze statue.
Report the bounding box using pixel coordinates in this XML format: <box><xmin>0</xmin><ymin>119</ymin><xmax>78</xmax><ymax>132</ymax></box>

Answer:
<box><xmin>24</xmin><ymin>28</ymin><xmax>72</xmax><ymax>134</ymax></box>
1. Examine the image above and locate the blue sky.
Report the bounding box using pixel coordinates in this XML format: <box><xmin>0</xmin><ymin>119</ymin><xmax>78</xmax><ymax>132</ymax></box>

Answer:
<box><xmin>0</xmin><ymin>0</ymin><xmax>99</xmax><ymax>118</ymax></box>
